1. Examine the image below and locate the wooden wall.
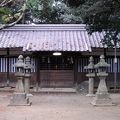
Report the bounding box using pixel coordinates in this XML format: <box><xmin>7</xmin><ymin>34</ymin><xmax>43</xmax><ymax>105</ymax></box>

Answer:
<box><xmin>0</xmin><ymin>72</ymin><xmax>120</xmax><ymax>89</ymax></box>
<box><xmin>0</xmin><ymin>48</ymin><xmax>120</xmax><ymax>89</ymax></box>
<box><xmin>39</xmin><ymin>70</ymin><xmax>74</xmax><ymax>87</ymax></box>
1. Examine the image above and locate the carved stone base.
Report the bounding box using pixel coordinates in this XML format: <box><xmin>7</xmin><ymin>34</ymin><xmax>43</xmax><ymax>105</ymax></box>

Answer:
<box><xmin>91</xmin><ymin>93</ymin><xmax>114</xmax><ymax>106</ymax></box>
<box><xmin>9</xmin><ymin>92</ymin><xmax>32</xmax><ymax>106</ymax></box>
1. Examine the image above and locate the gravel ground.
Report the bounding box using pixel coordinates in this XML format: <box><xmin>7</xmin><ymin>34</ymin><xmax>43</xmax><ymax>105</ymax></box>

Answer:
<box><xmin>0</xmin><ymin>92</ymin><xmax>120</xmax><ymax>120</ymax></box>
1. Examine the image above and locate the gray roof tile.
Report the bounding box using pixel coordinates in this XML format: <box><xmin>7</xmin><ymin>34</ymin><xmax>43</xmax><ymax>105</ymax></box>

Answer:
<box><xmin>0</xmin><ymin>24</ymin><xmax>117</xmax><ymax>52</ymax></box>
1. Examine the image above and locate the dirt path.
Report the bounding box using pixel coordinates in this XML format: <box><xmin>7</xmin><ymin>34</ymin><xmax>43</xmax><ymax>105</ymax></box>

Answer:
<box><xmin>0</xmin><ymin>92</ymin><xmax>120</xmax><ymax>120</ymax></box>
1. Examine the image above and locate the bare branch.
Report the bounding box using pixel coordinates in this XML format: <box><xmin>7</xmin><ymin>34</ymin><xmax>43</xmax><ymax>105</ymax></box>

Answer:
<box><xmin>0</xmin><ymin>12</ymin><xmax>24</xmax><ymax>30</ymax></box>
<box><xmin>0</xmin><ymin>0</ymin><xmax>7</xmax><ymax>6</ymax></box>
<box><xmin>0</xmin><ymin>0</ymin><xmax>13</xmax><ymax>7</ymax></box>
<box><xmin>0</xmin><ymin>1</ymin><xmax>27</xmax><ymax>30</ymax></box>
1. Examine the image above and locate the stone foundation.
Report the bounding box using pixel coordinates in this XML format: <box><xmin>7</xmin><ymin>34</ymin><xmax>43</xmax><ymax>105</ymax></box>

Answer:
<box><xmin>9</xmin><ymin>92</ymin><xmax>31</xmax><ymax>106</ymax></box>
<box><xmin>91</xmin><ymin>93</ymin><xmax>114</xmax><ymax>106</ymax></box>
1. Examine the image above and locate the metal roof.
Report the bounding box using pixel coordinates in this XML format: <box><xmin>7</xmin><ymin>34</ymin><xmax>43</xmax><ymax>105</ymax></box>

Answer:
<box><xmin>0</xmin><ymin>24</ymin><xmax>108</xmax><ymax>52</ymax></box>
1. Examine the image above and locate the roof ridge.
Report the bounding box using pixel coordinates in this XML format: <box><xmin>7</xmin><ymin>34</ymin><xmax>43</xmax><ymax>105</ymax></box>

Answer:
<box><xmin>2</xmin><ymin>24</ymin><xmax>86</xmax><ymax>31</ymax></box>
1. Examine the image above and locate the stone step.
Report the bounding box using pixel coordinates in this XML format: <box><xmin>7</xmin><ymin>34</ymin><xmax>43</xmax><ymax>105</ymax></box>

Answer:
<box><xmin>0</xmin><ymin>87</ymin><xmax>77</xmax><ymax>93</ymax></box>
<box><xmin>33</xmin><ymin>88</ymin><xmax>76</xmax><ymax>93</ymax></box>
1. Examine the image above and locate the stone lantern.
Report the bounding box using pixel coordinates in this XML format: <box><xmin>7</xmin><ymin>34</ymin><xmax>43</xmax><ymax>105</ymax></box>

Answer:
<box><xmin>24</xmin><ymin>56</ymin><xmax>33</xmax><ymax>95</ymax></box>
<box><xmin>91</xmin><ymin>55</ymin><xmax>113</xmax><ymax>106</ymax></box>
<box><xmin>14</xmin><ymin>55</ymin><xmax>25</xmax><ymax>92</ymax></box>
<box><xmin>84</xmin><ymin>56</ymin><xmax>95</xmax><ymax>97</ymax></box>
<box><xmin>9</xmin><ymin>55</ymin><xmax>31</xmax><ymax>106</ymax></box>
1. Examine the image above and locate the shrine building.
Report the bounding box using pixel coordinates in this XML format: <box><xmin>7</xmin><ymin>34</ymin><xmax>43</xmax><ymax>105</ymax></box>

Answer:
<box><xmin>0</xmin><ymin>24</ymin><xmax>120</xmax><ymax>89</ymax></box>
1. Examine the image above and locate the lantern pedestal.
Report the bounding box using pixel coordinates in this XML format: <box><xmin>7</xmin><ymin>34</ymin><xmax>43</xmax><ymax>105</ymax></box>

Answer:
<box><xmin>9</xmin><ymin>92</ymin><xmax>31</xmax><ymax>106</ymax></box>
<box><xmin>86</xmin><ymin>74</ymin><xmax>95</xmax><ymax>97</ymax></box>
<box><xmin>24</xmin><ymin>77</ymin><xmax>30</xmax><ymax>94</ymax></box>
<box><xmin>15</xmin><ymin>76</ymin><xmax>24</xmax><ymax>92</ymax></box>
<box><xmin>24</xmin><ymin>76</ymin><xmax>33</xmax><ymax>97</ymax></box>
<box><xmin>9</xmin><ymin>76</ymin><xmax>31</xmax><ymax>106</ymax></box>
<box><xmin>91</xmin><ymin>73</ymin><xmax>113</xmax><ymax>106</ymax></box>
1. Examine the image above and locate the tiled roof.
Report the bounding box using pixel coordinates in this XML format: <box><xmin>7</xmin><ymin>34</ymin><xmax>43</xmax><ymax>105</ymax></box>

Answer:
<box><xmin>0</xmin><ymin>24</ymin><xmax>107</xmax><ymax>52</ymax></box>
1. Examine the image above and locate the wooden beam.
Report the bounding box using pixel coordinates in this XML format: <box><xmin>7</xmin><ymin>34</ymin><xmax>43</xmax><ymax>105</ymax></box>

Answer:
<box><xmin>104</xmin><ymin>48</ymin><xmax>107</xmax><ymax>57</ymax></box>
<box><xmin>35</xmin><ymin>55</ymin><xmax>40</xmax><ymax>91</ymax></box>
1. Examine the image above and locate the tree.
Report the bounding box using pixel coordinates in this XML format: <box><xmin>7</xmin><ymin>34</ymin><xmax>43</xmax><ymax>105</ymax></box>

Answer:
<box><xmin>83</xmin><ymin>0</ymin><xmax>120</xmax><ymax>47</ymax></box>
<box><xmin>58</xmin><ymin>1</ymin><xmax>83</xmax><ymax>23</ymax></box>
<box><xmin>26</xmin><ymin>0</ymin><xmax>83</xmax><ymax>24</ymax></box>
<box><xmin>83</xmin><ymin>0</ymin><xmax>120</xmax><ymax>89</ymax></box>
<box><xmin>0</xmin><ymin>0</ymin><xmax>85</xmax><ymax>24</ymax></box>
<box><xmin>64</xmin><ymin>0</ymin><xmax>85</xmax><ymax>7</ymax></box>
<box><xmin>26</xmin><ymin>0</ymin><xmax>60</xmax><ymax>23</ymax></box>
<box><xmin>0</xmin><ymin>0</ymin><xmax>27</xmax><ymax>29</ymax></box>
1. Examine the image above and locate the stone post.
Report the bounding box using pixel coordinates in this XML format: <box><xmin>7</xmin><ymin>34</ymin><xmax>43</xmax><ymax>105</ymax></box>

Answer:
<box><xmin>91</xmin><ymin>55</ymin><xmax>114</xmax><ymax>106</ymax></box>
<box><xmin>84</xmin><ymin>56</ymin><xmax>95</xmax><ymax>97</ymax></box>
<box><xmin>24</xmin><ymin>56</ymin><xmax>33</xmax><ymax>96</ymax></box>
<box><xmin>87</xmin><ymin>77</ymin><xmax>94</xmax><ymax>96</ymax></box>
<box><xmin>9</xmin><ymin>55</ymin><xmax>31</xmax><ymax>106</ymax></box>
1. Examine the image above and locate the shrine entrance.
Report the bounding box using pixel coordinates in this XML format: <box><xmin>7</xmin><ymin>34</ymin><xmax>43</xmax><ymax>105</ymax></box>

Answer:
<box><xmin>39</xmin><ymin>56</ymin><xmax>74</xmax><ymax>87</ymax></box>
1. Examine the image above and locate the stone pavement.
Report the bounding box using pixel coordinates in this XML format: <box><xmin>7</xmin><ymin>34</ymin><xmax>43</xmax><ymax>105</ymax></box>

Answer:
<box><xmin>0</xmin><ymin>92</ymin><xmax>120</xmax><ymax>120</ymax></box>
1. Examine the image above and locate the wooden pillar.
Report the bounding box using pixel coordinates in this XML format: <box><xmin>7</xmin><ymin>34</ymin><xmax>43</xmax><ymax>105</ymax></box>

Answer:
<box><xmin>74</xmin><ymin>56</ymin><xmax>78</xmax><ymax>85</ymax></box>
<box><xmin>104</xmin><ymin>48</ymin><xmax>107</xmax><ymax>57</ymax></box>
<box><xmin>35</xmin><ymin>56</ymin><xmax>40</xmax><ymax>91</ymax></box>
<box><xmin>7</xmin><ymin>48</ymin><xmax>10</xmax><ymax>86</ymax></box>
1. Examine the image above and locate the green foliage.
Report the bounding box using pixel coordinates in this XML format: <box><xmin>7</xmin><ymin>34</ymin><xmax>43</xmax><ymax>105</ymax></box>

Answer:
<box><xmin>83</xmin><ymin>0</ymin><xmax>120</xmax><ymax>47</ymax></box>
<box><xmin>64</xmin><ymin>0</ymin><xmax>86</xmax><ymax>7</ymax></box>
<box><xmin>26</xmin><ymin>0</ymin><xmax>83</xmax><ymax>24</ymax></box>
<box><xmin>0</xmin><ymin>7</ymin><xmax>11</xmax><ymax>14</ymax></box>
<box><xmin>26</xmin><ymin>0</ymin><xmax>58</xmax><ymax>23</ymax></box>
<box><xmin>0</xmin><ymin>0</ymin><xmax>26</xmax><ymax>24</ymax></box>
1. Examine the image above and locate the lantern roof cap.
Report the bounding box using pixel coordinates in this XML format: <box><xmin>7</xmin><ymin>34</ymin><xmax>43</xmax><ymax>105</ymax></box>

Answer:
<box><xmin>84</xmin><ymin>56</ymin><xmax>95</xmax><ymax>70</ymax></box>
<box><xmin>95</xmin><ymin>55</ymin><xmax>110</xmax><ymax>68</ymax></box>
<box><xmin>24</xmin><ymin>56</ymin><xmax>33</xmax><ymax>69</ymax></box>
<box><xmin>13</xmin><ymin>55</ymin><xmax>25</xmax><ymax>67</ymax></box>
